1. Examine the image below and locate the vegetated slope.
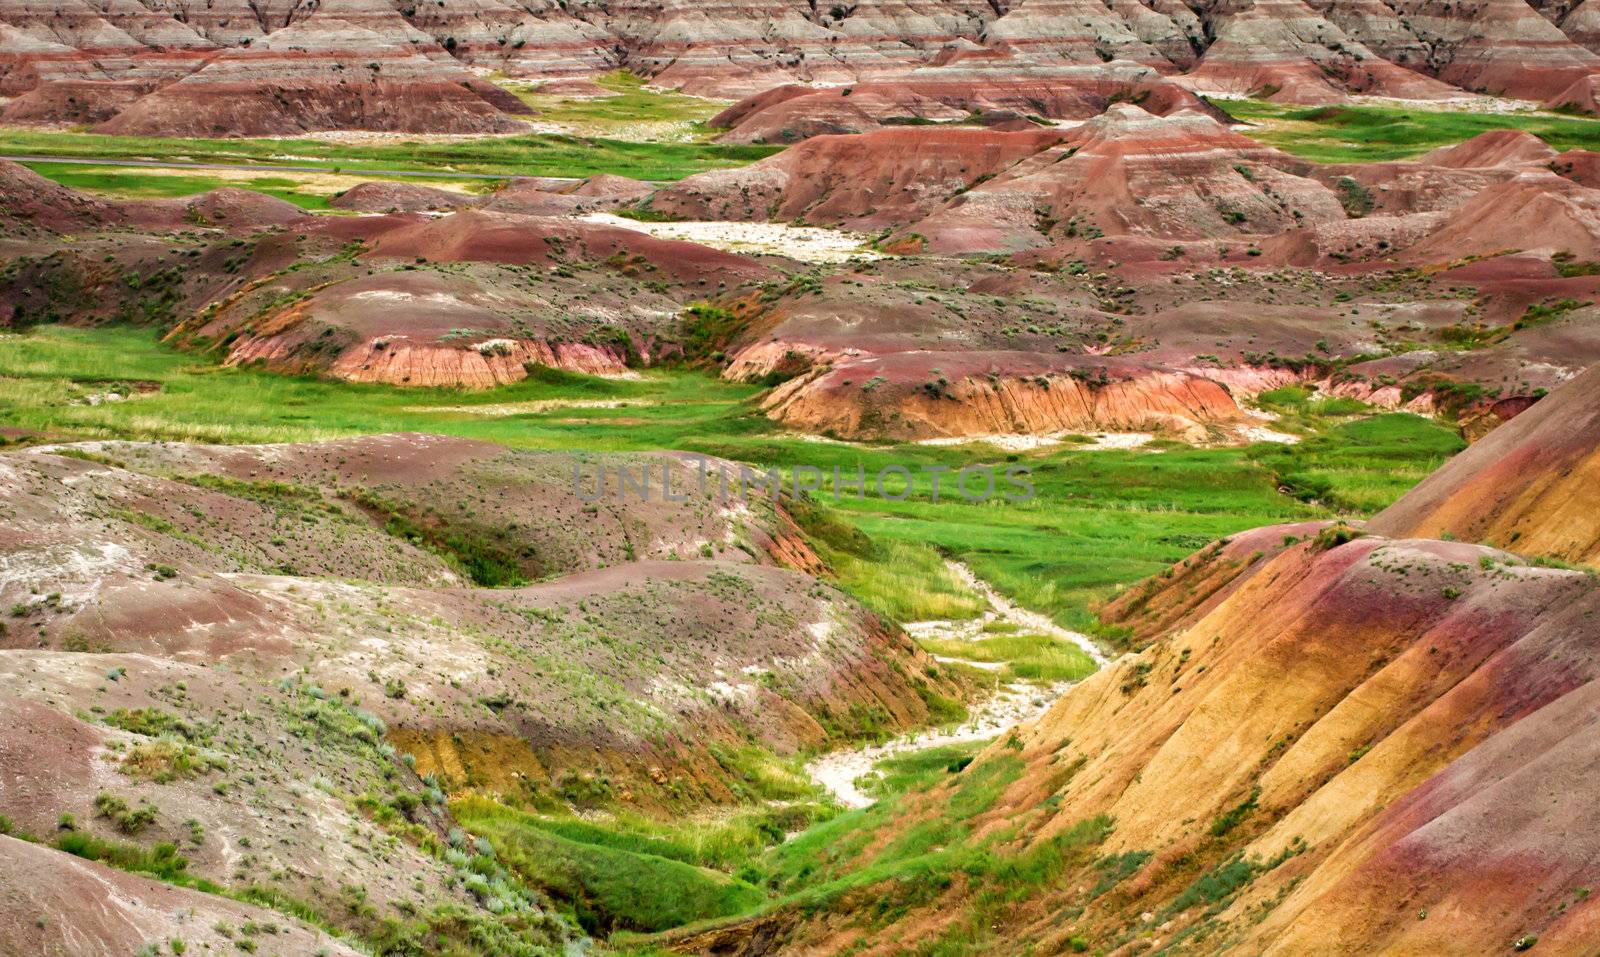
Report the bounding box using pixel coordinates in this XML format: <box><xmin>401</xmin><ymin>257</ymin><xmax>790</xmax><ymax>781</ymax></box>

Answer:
<box><xmin>0</xmin><ymin>433</ymin><xmax>961</xmax><ymax>953</ymax></box>
<box><xmin>11</xmin><ymin>0</ymin><xmax>1600</xmax><ymax>133</ymax></box>
<box><xmin>667</xmin><ymin>362</ymin><xmax>1600</xmax><ymax>956</ymax></box>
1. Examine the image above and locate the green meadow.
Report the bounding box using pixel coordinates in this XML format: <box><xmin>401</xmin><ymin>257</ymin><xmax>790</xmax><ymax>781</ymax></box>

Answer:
<box><xmin>0</xmin><ymin>325</ymin><xmax>1463</xmax><ymax>645</ymax></box>
<box><xmin>18</xmin><ymin>161</ymin><xmax>338</xmax><ymax>208</ymax></box>
<box><xmin>500</xmin><ymin>70</ymin><xmax>730</xmax><ymax>135</ymax></box>
<box><xmin>1223</xmin><ymin>97</ymin><xmax>1600</xmax><ymax>163</ymax></box>
<box><xmin>0</xmin><ymin>126</ymin><xmax>778</xmax><ymax>183</ymax></box>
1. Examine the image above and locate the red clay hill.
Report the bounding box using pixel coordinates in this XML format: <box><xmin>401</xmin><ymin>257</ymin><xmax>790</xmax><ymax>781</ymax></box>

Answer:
<box><xmin>646</xmin><ymin>110</ymin><xmax>1600</xmax><ymax>442</ymax></box>
<box><xmin>11</xmin><ymin>0</ymin><xmax>1600</xmax><ymax>132</ymax></box>
<box><xmin>0</xmin><ymin>161</ymin><xmax>763</xmax><ymax>388</ymax></box>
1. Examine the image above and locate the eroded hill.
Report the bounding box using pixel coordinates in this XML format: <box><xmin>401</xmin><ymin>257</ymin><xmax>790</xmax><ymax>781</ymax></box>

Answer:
<box><xmin>0</xmin><ymin>433</ymin><xmax>963</xmax><ymax>955</ymax></box>
<box><xmin>10</xmin><ymin>0</ymin><xmax>1600</xmax><ymax>133</ymax></box>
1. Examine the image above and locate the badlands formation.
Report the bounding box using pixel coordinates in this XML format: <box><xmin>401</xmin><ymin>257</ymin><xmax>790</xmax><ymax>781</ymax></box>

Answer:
<box><xmin>6</xmin><ymin>0</ymin><xmax>1600</xmax><ymax>955</ymax></box>
<box><xmin>10</xmin><ymin>0</ymin><xmax>1600</xmax><ymax>132</ymax></box>
<box><xmin>0</xmin><ymin>434</ymin><xmax>962</xmax><ymax>953</ymax></box>
<box><xmin>7</xmin><ymin>100</ymin><xmax>1600</xmax><ymax>442</ymax></box>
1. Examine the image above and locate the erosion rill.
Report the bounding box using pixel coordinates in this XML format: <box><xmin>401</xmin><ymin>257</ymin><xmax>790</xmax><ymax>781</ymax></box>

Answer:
<box><xmin>5</xmin><ymin>5</ymin><xmax>1600</xmax><ymax>955</ymax></box>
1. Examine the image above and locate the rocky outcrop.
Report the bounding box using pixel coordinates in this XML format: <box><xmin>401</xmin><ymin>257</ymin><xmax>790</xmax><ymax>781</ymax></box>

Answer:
<box><xmin>1417</xmin><ymin>128</ymin><xmax>1562</xmax><ymax>169</ymax></box>
<box><xmin>328</xmin><ymin>180</ymin><xmax>479</xmax><ymax>212</ymax></box>
<box><xmin>704</xmin><ymin>54</ymin><xmax>1225</xmax><ymax>144</ymax></box>
<box><xmin>1398</xmin><ymin>170</ymin><xmax>1600</xmax><ymax>262</ymax></box>
<box><xmin>1181</xmin><ymin>0</ymin><xmax>1464</xmax><ymax>102</ymax></box>
<box><xmin>873</xmin><ymin>104</ymin><xmax>1354</xmax><ymax>254</ymax></box>
<box><xmin>1384</xmin><ymin>0</ymin><xmax>1600</xmax><ymax>100</ymax></box>
<box><xmin>755</xmin><ymin>351</ymin><xmax>1249</xmax><ymax>442</ymax></box>
<box><xmin>92</xmin><ymin>16</ymin><xmax>531</xmax><ymax>136</ymax></box>
<box><xmin>652</xmin><ymin>126</ymin><xmax>1067</xmax><ymax>227</ymax></box>
<box><xmin>234</xmin><ymin>330</ymin><xmax>632</xmax><ymax>387</ymax></box>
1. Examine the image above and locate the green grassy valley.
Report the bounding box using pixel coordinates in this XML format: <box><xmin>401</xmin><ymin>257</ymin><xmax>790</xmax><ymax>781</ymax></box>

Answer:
<box><xmin>6</xmin><ymin>61</ymin><xmax>1580</xmax><ymax>952</ymax></box>
<box><xmin>0</xmin><ymin>325</ymin><xmax>1463</xmax><ymax>643</ymax></box>
<box><xmin>0</xmin><ymin>126</ymin><xmax>778</xmax><ymax>185</ymax></box>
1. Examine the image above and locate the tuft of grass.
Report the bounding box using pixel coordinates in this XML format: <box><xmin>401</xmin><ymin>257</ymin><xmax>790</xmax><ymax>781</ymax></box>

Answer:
<box><xmin>824</xmin><ymin>540</ymin><xmax>987</xmax><ymax>623</ymax></box>
<box><xmin>857</xmin><ymin>742</ymin><xmax>985</xmax><ymax>800</ymax></box>
<box><xmin>917</xmin><ymin>632</ymin><xmax>1097</xmax><ymax>683</ymax></box>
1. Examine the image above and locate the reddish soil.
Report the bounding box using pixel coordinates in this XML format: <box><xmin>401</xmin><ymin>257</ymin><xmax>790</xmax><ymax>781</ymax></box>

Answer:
<box><xmin>705</xmin><ymin>57</ymin><xmax>1225</xmax><ymax>144</ymax></box>
<box><xmin>0</xmin><ymin>835</ymin><xmax>363</xmax><ymax>957</ymax></box>
<box><xmin>1371</xmin><ymin>361</ymin><xmax>1600</xmax><ymax>562</ymax></box>
<box><xmin>329</xmin><ymin>180</ymin><xmax>479</xmax><ymax>212</ymax></box>
<box><xmin>651</xmin><ymin>126</ymin><xmax>1069</xmax><ymax>228</ymax></box>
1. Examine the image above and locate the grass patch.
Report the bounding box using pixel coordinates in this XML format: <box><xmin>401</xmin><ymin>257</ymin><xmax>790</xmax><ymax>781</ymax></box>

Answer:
<box><xmin>857</xmin><ymin>741</ymin><xmax>986</xmax><ymax>801</ymax></box>
<box><xmin>824</xmin><ymin>539</ymin><xmax>987</xmax><ymax>623</ymax></box>
<box><xmin>500</xmin><ymin>70</ymin><xmax>727</xmax><ymax>135</ymax></box>
<box><xmin>455</xmin><ymin>796</ymin><xmax>766</xmax><ymax>934</ymax></box>
<box><xmin>1249</xmin><ymin>413</ymin><xmax>1464</xmax><ymax>513</ymax></box>
<box><xmin>21</xmin><ymin>163</ymin><xmax>332</xmax><ymax>208</ymax></box>
<box><xmin>917</xmin><ymin>632</ymin><xmax>1097</xmax><ymax>682</ymax></box>
<box><xmin>55</xmin><ymin>832</ymin><xmax>220</xmax><ymax>891</ymax></box>
<box><xmin>0</xmin><ymin>127</ymin><xmax>780</xmax><ymax>182</ymax></box>
<box><xmin>1223</xmin><ymin>98</ymin><xmax>1600</xmax><ymax>163</ymax></box>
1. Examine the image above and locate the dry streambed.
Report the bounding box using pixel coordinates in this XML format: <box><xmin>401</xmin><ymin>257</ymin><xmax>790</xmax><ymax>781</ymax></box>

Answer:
<box><xmin>580</xmin><ymin>212</ymin><xmax>883</xmax><ymax>263</ymax></box>
<box><xmin>806</xmin><ymin>562</ymin><xmax>1110</xmax><ymax>808</ymax></box>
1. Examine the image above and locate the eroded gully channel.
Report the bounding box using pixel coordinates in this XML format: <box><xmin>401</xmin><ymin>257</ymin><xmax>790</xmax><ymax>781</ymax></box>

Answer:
<box><xmin>805</xmin><ymin>561</ymin><xmax>1114</xmax><ymax>808</ymax></box>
